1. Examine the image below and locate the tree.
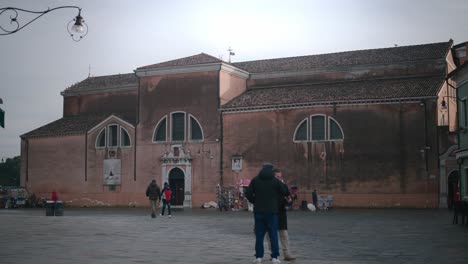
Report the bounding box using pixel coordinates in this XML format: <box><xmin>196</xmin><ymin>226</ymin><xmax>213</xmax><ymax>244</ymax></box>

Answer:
<box><xmin>0</xmin><ymin>156</ymin><xmax>20</xmax><ymax>186</ymax></box>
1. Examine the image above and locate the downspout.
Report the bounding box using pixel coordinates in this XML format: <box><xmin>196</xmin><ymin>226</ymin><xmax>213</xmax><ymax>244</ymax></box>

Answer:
<box><xmin>25</xmin><ymin>138</ymin><xmax>29</xmax><ymax>183</ymax></box>
<box><xmin>219</xmin><ymin>74</ymin><xmax>224</xmax><ymax>187</ymax></box>
<box><xmin>134</xmin><ymin>75</ymin><xmax>140</xmax><ymax>181</ymax></box>
<box><xmin>85</xmin><ymin>131</ymin><xmax>88</xmax><ymax>181</ymax></box>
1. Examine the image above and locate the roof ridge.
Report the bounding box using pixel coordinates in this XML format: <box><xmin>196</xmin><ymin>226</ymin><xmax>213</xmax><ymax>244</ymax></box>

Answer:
<box><xmin>233</xmin><ymin>40</ymin><xmax>452</xmax><ymax>65</ymax></box>
<box><xmin>137</xmin><ymin>52</ymin><xmax>222</xmax><ymax>70</ymax></box>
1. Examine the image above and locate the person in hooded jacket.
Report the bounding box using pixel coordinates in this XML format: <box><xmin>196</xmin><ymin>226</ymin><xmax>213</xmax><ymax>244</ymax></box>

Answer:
<box><xmin>145</xmin><ymin>180</ymin><xmax>160</xmax><ymax>218</ymax></box>
<box><xmin>246</xmin><ymin>163</ymin><xmax>288</xmax><ymax>264</ymax></box>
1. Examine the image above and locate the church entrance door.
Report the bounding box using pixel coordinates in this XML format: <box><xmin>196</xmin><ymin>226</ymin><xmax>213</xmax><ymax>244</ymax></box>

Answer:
<box><xmin>169</xmin><ymin>168</ymin><xmax>185</xmax><ymax>206</ymax></box>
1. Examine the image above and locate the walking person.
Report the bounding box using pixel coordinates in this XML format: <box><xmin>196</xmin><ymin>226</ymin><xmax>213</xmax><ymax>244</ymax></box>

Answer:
<box><xmin>246</xmin><ymin>163</ymin><xmax>288</xmax><ymax>263</ymax></box>
<box><xmin>312</xmin><ymin>189</ymin><xmax>318</xmax><ymax>211</ymax></box>
<box><xmin>145</xmin><ymin>180</ymin><xmax>160</xmax><ymax>218</ymax></box>
<box><xmin>273</xmin><ymin>169</ymin><xmax>296</xmax><ymax>261</ymax></box>
<box><xmin>160</xmin><ymin>182</ymin><xmax>172</xmax><ymax>218</ymax></box>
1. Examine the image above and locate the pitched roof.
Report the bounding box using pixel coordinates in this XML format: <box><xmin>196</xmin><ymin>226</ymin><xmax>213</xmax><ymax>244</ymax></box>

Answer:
<box><xmin>232</xmin><ymin>41</ymin><xmax>452</xmax><ymax>74</ymax></box>
<box><xmin>62</xmin><ymin>73</ymin><xmax>137</xmax><ymax>95</ymax></box>
<box><xmin>138</xmin><ymin>53</ymin><xmax>223</xmax><ymax>70</ymax></box>
<box><xmin>222</xmin><ymin>75</ymin><xmax>445</xmax><ymax>110</ymax></box>
<box><xmin>21</xmin><ymin>113</ymin><xmax>136</xmax><ymax>138</ymax></box>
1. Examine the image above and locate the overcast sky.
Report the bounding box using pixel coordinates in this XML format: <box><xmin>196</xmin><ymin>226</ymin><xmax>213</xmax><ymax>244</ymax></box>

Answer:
<box><xmin>0</xmin><ymin>0</ymin><xmax>467</xmax><ymax>159</ymax></box>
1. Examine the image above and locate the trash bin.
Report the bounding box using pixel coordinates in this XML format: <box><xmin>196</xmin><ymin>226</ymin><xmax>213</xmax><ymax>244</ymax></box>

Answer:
<box><xmin>54</xmin><ymin>201</ymin><xmax>64</xmax><ymax>216</ymax></box>
<box><xmin>45</xmin><ymin>201</ymin><xmax>55</xmax><ymax>216</ymax></box>
<box><xmin>301</xmin><ymin>200</ymin><xmax>308</xmax><ymax>210</ymax></box>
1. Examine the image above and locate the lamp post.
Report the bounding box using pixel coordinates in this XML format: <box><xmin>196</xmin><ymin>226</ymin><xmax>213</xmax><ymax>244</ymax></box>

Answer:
<box><xmin>441</xmin><ymin>96</ymin><xmax>467</xmax><ymax>130</ymax></box>
<box><xmin>0</xmin><ymin>6</ymin><xmax>88</xmax><ymax>41</ymax></box>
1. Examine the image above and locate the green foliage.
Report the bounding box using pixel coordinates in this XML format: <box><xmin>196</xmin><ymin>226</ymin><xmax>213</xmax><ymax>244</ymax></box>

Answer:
<box><xmin>0</xmin><ymin>156</ymin><xmax>20</xmax><ymax>186</ymax></box>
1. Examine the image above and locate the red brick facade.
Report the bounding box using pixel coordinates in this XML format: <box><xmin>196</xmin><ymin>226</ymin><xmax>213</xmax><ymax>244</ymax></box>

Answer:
<box><xmin>20</xmin><ymin>41</ymin><xmax>461</xmax><ymax>208</ymax></box>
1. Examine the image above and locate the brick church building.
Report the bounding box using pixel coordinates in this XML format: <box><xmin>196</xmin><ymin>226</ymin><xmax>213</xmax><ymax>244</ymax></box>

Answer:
<box><xmin>20</xmin><ymin>40</ymin><xmax>461</xmax><ymax>208</ymax></box>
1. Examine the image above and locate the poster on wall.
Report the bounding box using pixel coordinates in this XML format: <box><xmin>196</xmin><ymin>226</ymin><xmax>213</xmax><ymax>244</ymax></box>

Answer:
<box><xmin>103</xmin><ymin>159</ymin><xmax>121</xmax><ymax>185</ymax></box>
<box><xmin>232</xmin><ymin>156</ymin><xmax>242</xmax><ymax>172</ymax></box>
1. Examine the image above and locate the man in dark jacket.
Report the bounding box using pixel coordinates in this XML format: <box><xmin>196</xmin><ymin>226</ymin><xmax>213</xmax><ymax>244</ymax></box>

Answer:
<box><xmin>246</xmin><ymin>163</ymin><xmax>288</xmax><ymax>263</ymax></box>
<box><xmin>146</xmin><ymin>180</ymin><xmax>160</xmax><ymax>218</ymax></box>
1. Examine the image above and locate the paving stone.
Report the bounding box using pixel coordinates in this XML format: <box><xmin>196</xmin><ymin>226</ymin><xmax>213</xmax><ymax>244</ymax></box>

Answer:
<box><xmin>0</xmin><ymin>208</ymin><xmax>467</xmax><ymax>264</ymax></box>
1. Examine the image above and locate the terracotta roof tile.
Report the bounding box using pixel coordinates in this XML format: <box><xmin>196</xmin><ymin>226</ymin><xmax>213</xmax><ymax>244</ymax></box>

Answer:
<box><xmin>63</xmin><ymin>73</ymin><xmax>137</xmax><ymax>94</ymax></box>
<box><xmin>222</xmin><ymin>75</ymin><xmax>445</xmax><ymax>109</ymax></box>
<box><xmin>22</xmin><ymin>113</ymin><xmax>136</xmax><ymax>138</ymax></box>
<box><xmin>232</xmin><ymin>41</ymin><xmax>452</xmax><ymax>73</ymax></box>
<box><xmin>138</xmin><ymin>53</ymin><xmax>223</xmax><ymax>70</ymax></box>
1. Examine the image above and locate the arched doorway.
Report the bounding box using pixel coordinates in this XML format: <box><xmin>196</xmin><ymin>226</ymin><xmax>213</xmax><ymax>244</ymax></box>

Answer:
<box><xmin>447</xmin><ymin>170</ymin><xmax>459</xmax><ymax>209</ymax></box>
<box><xmin>169</xmin><ymin>167</ymin><xmax>185</xmax><ymax>206</ymax></box>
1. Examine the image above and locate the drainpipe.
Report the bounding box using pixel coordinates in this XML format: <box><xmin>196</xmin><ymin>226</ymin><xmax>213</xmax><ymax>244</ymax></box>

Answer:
<box><xmin>134</xmin><ymin>74</ymin><xmax>140</xmax><ymax>181</ymax></box>
<box><xmin>85</xmin><ymin>131</ymin><xmax>88</xmax><ymax>181</ymax></box>
<box><xmin>218</xmin><ymin>72</ymin><xmax>224</xmax><ymax>187</ymax></box>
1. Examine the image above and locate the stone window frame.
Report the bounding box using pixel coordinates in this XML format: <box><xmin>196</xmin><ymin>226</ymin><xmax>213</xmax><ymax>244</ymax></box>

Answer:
<box><xmin>310</xmin><ymin>114</ymin><xmax>327</xmax><ymax>141</ymax></box>
<box><xmin>293</xmin><ymin>118</ymin><xmax>308</xmax><ymax>142</ymax></box>
<box><xmin>95</xmin><ymin>124</ymin><xmax>132</xmax><ymax>149</ymax></box>
<box><xmin>293</xmin><ymin>114</ymin><xmax>344</xmax><ymax>143</ymax></box>
<box><xmin>120</xmin><ymin>126</ymin><xmax>132</xmax><ymax>148</ymax></box>
<box><xmin>152</xmin><ymin>115</ymin><xmax>167</xmax><ymax>143</ymax></box>
<box><xmin>170</xmin><ymin>111</ymin><xmax>186</xmax><ymax>143</ymax></box>
<box><xmin>96</xmin><ymin>127</ymin><xmax>107</xmax><ymax>148</ymax></box>
<box><xmin>188</xmin><ymin>114</ymin><xmax>204</xmax><ymax>142</ymax></box>
<box><xmin>153</xmin><ymin>112</ymin><xmax>205</xmax><ymax>144</ymax></box>
<box><xmin>107</xmin><ymin>124</ymin><xmax>119</xmax><ymax>147</ymax></box>
<box><xmin>327</xmin><ymin>116</ymin><xmax>345</xmax><ymax>141</ymax></box>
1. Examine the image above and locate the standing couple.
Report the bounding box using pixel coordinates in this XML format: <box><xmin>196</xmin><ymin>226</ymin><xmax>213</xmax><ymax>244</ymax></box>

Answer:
<box><xmin>246</xmin><ymin>164</ymin><xmax>297</xmax><ymax>263</ymax></box>
<box><xmin>146</xmin><ymin>180</ymin><xmax>173</xmax><ymax>218</ymax></box>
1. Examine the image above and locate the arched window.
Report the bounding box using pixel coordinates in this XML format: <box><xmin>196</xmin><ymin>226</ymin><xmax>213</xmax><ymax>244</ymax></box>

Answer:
<box><xmin>153</xmin><ymin>116</ymin><xmax>167</xmax><ymax>142</ymax></box>
<box><xmin>329</xmin><ymin>117</ymin><xmax>344</xmax><ymax>140</ymax></box>
<box><xmin>120</xmin><ymin>127</ymin><xmax>131</xmax><ymax>147</ymax></box>
<box><xmin>189</xmin><ymin>115</ymin><xmax>203</xmax><ymax>141</ymax></box>
<box><xmin>108</xmin><ymin>124</ymin><xmax>119</xmax><ymax>147</ymax></box>
<box><xmin>95</xmin><ymin>124</ymin><xmax>132</xmax><ymax>148</ymax></box>
<box><xmin>293</xmin><ymin>115</ymin><xmax>344</xmax><ymax>142</ymax></box>
<box><xmin>294</xmin><ymin>119</ymin><xmax>308</xmax><ymax>141</ymax></box>
<box><xmin>171</xmin><ymin>112</ymin><xmax>185</xmax><ymax>141</ymax></box>
<box><xmin>96</xmin><ymin>128</ymin><xmax>106</xmax><ymax>148</ymax></box>
<box><xmin>311</xmin><ymin>115</ymin><xmax>326</xmax><ymax>141</ymax></box>
<box><xmin>153</xmin><ymin>112</ymin><xmax>204</xmax><ymax>143</ymax></box>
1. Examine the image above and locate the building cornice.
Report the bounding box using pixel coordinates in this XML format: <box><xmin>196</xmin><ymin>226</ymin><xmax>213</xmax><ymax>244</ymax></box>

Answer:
<box><xmin>135</xmin><ymin>62</ymin><xmax>249</xmax><ymax>78</ymax></box>
<box><xmin>221</xmin><ymin>96</ymin><xmax>437</xmax><ymax>114</ymax></box>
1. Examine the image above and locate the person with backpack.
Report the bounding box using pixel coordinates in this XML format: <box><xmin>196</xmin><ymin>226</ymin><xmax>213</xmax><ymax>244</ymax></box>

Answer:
<box><xmin>160</xmin><ymin>182</ymin><xmax>172</xmax><ymax>218</ymax></box>
<box><xmin>146</xmin><ymin>180</ymin><xmax>161</xmax><ymax>218</ymax></box>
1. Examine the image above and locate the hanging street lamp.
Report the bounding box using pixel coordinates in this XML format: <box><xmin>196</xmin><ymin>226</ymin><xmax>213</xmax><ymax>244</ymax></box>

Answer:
<box><xmin>0</xmin><ymin>6</ymin><xmax>88</xmax><ymax>41</ymax></box>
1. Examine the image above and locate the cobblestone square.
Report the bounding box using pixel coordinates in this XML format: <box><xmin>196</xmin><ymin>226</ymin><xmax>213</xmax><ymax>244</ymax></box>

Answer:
<box><xmin>0</xmin><ymin>208</ymin><xmax>466</xmax><ymax>264</ymax></box>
